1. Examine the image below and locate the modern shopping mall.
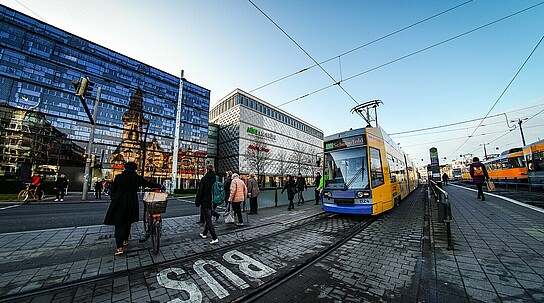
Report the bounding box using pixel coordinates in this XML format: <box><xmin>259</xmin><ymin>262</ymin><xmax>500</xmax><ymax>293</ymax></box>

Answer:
<box><xmin>210</xmin><ymin>89</ymin><xmax>323</xmax><ymax>186</ymax></box>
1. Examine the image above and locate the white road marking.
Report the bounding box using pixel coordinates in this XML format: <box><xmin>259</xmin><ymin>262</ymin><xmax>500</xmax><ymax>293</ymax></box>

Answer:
<box><xmin>0</xmin><ymin>204</ymin><xmax>20</xmax><ymax>210</ymax></box>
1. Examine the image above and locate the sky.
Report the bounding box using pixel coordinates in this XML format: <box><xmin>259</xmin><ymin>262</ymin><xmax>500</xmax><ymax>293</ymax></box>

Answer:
<box><xmin>2</xmin><ymin>0</ymin><xmax>543</xmax><ymax>167</ymax></box>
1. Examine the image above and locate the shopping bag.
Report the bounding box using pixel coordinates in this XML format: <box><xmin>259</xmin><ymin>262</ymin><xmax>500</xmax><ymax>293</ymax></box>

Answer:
<box><xmin>486</xmin><ymin>181</ymin><xmax>495</xmax><ymax>192</ymax></box>
<box><xmin>224</xmin><ymin>211</ymin><xmax>235</xmax><ymax>223</ymax></box>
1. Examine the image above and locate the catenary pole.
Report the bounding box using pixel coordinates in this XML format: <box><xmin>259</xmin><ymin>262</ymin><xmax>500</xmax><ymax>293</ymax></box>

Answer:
<box><xmin>82</xmin><ymin>86</ymin><xmax>101</xmax><ymax>200</ymax></box>
<box><xmin>171</xmin><ymin>70</ymin><xmax>184</xmax><ymax>194</ymax></box>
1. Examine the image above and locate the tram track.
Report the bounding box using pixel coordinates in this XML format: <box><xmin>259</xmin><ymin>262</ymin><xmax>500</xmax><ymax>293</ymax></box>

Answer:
<box><xmin>233</xmin><ymin>215</ymin><xmax>379</xmax><ymax>303</ymax></box>
<box><xmin>1</xmin><ymin>211</ymin><xmax>360</xmax><ymax>302</ymax></box>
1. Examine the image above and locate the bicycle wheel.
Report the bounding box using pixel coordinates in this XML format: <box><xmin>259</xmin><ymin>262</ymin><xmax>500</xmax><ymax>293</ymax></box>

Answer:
<box><xmin>151</xmin><ymin>217</ymin><xmax>161</xmax><ymax>255</ymax></box>
<box><xmin>18</xmin><ymin>190</ymin><xmax>29</xmax><ymax>202</ymax></box>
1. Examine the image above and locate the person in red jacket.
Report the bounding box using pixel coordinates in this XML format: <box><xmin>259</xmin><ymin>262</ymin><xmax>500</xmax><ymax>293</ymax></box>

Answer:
<box><xmin>469</xmin><ymin>157</ymin><xmax>489</xmax><ymax>201</ymax></box>
<box><xmin>29</xmin><ymin>174</ymin><xmax>44</xmax><ymax>200</ymax></box>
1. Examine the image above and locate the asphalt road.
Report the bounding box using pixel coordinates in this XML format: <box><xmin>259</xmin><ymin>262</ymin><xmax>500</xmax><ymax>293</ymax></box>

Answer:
<box><xmin>0</xmin><ymin>197</ymin><xmax>200</xmax><ymax>233</ymax></box>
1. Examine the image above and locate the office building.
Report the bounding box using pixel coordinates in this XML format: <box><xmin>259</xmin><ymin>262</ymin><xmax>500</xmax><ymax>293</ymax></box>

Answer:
<box><xmin>0</xmin><ymin>5</ymin><xmax>210</xmax><ymax>189</ymax></box>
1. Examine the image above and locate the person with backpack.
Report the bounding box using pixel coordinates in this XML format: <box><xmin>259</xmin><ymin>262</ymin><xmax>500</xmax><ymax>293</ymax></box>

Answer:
<box><xmin>247</xmin><ymin>172</ymin><xmax>260</xmax><ymax>215</ymax></box>
<box><xmin>469</xmin><ymin>157</ymin><xmax>489</xmax><ymax>201</ymax></box>
<box><xmin>228</xmin><ymin>173</ymin><xmax>247</xmax><ymax>226</ymax></box>
<box><xmin>195</xmin><ymin>164</ymin><xmax>219</xmax><ymax>244</ymax></box>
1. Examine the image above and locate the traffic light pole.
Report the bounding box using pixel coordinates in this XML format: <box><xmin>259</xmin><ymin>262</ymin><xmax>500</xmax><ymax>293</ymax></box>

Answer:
<box><xmin>171</xmin><ymin>70</ymin><xmax>184</xmax><ymax>194</ymax></box>
<box><xmin>82</xmin><ymin>86</ymin><xmax>101</xmax><ymax>200</ymax></box>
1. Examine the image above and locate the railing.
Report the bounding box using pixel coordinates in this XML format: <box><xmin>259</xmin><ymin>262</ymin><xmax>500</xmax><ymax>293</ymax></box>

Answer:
<box><xmin>429</xmin><ymin>180</ymin><xmax>453</xmax><ymax>250</ymax></box>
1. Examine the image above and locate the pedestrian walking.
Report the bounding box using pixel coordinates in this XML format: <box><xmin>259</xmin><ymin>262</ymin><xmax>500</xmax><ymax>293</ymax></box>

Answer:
<box><xmin>469</xmin><ymin>157</ymin><xmax>489</xmax><ymax>201</ymax></box>
<box><xmin>54</xmin><ymin>173</ymin><xmax>68</xmax><ymax>201</ymax></box>
<box><xmin>195</xmin><ymin>164</ymin><xmax>220</xmax><ymax>244</ymax></box>
<box><xmin>223</xmin><ymin>170</ymin><xmax>233</xmax><ymax>207</ymax></box>
<box><xmin>247</xmin><ymin>172</ymin><xmax>260</xmax><ymax>214</ymax></box>
<box><xmin>295</xmin><ymin>173</ymin><xmax>307</xmax><ymax>205</ymax></box>
<box><xmin>442</xmin><ymin>173</ymin><xmax>449</xmax><ymax>186</ymax></box>
<box><xmin>94</xmin><ymin>179</ymin><xmax>103</xmax><ymax>199</ymax></box>
<box><xmin>103</xmin><ymin>162</ymin><xmax>162</xmax><ymax>256</ymax></box>
<box><xmin>282</xmin><ymin>175</ymin><xmax>296</xmax><ymax>210</ymax></box>
<box><xmin>313</xmin><ymin>172</ymin><xmax>322</xmax><ymax>205</ymax></box>
<box><xmin>228</xmin><ymin>173</ymin><xmax>247</xmax><ymax>226</ymax></box>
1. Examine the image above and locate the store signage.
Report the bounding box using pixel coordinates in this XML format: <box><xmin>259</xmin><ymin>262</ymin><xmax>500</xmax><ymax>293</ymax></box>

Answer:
<box><xmin>324</xmin><ymin>135</ymin><xmax>366</xmax><ymax>151</ymax></box>
<box><xmin>248</xmin><ymin>144</ymin><xmax>270</xmax><ymax>152</ymax></box>
<box><xmin>247</xmin><ymin>127</ymin><xmax>276</xmax><ymax>141</ymax></box>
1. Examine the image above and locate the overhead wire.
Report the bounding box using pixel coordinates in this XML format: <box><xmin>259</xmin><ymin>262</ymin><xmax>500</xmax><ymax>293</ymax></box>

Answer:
<box><xmin>402</xmin><ymin>124</ymin><xmax>543</xmax><ymax>149</ymax></box>
<box><xmin>249</xmin><ymin>0</ymin><xmax>475</xmax><ymax>93</ymax></box>
<box><xmin>247</xmin><ymin>0</ymin><xmax>359</xmax><ymax>105</ymax></box>
<box><xmin>273</xmin><ymin>2</ymin><xmax>544</xmax><ymax>108</ymax></box>
<box><xmin>14</xmin><ymin>0</ymin><xmax>47</xmax><ymax>22</ymax></box>
<box><xmin>391</xmin><ymin>103</ymin><xmax>544</xmax><ymax>137</ymax></box>
<box><xmin>448</xmin><ymin>34</ymin><xmax>544</xmax><ymax>158</ymax></box>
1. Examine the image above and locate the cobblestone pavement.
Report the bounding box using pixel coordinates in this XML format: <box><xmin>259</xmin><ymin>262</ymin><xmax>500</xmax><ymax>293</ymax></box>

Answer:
<box><xmin>2</xmin><ymin>185</ymin><xmax>543</xmax><ymax>303</ymax></box>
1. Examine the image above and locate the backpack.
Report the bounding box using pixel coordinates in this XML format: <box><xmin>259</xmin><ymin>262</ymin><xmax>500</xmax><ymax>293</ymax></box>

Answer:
<box><xmin>473</xmin><ymin>166</ymin><xmax>484</xmax><ymax>177</ymax></box>
<box><xmin>212</xmin><ymin>176</ymin><xmax>225</xmax><ymax>207</ymax></box>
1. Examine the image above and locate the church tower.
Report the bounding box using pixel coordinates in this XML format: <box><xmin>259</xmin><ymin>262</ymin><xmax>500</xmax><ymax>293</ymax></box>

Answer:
<box><xmin>111</xmin><ymin>89</ymin><xmax>148</xmax><ymax>172</ymax></box>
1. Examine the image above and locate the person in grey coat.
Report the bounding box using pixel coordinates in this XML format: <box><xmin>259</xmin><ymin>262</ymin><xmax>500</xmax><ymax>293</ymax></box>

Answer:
<box><xmin>104</xmin><ymin>162</ymin><xmax>162</xmax><ymax>255</ymax></box>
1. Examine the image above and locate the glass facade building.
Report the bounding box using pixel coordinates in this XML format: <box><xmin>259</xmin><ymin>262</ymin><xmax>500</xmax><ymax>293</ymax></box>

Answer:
<box><xmin>0</xmin><ymin>5</ymin><xmax>210</xmax><ymax>189</ymax></box>
<box><xmin>210</xmin><ymin>89</ymin><xmax>323</xmax><ymax>186</ymax></box>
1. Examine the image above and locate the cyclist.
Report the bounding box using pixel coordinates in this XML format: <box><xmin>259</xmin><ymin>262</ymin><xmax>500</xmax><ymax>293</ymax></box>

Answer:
<box><xmin>29</xmin><ymin>173</ymin><xmax>44</xmax><ymax>200</ymax></box>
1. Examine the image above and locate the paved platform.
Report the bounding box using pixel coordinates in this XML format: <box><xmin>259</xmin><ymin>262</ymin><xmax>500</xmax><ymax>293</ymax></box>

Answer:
<box><xmin>429</xmin><ymin>184</ymin><xmax>544</xmax><ymax>302</ymax></box>
<box><xmin>0</xmin><ymin>185</ymin><xmax>542</xmax><ymax>302</ymax></box>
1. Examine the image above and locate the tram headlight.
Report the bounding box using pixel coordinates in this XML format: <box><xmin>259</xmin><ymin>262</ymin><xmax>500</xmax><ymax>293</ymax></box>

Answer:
<box><xmin>356</xmin><ymin>191</ymin><xmax>371</xmax><ymax>198</ymax></box>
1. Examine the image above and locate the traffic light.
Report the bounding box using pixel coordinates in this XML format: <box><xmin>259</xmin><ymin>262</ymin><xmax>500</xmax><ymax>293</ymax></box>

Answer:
<box><xmin>90</xmin><ymin>154</ymin><xmax>96</xmax><ymax>167</ymax></box>
<box><xmin>82</xmin><ymin>153</ymin><xmax>88</xmax><ymax>160</ymax></box>
<box><xmin>94</xmin><ymin>155</ymin><xmax>102</xmax><ymax>169</ymax></box>
<box><xmin>71</xmin><ymin>77</ymin><xmax>95</xmax><ymax>124</ymax></box>
<box><xmin>75</xmin><ymin>77</ymin><xmax>95</xmax><ymax>98</ymax></box>
<box><xmin>83</xmin><ymin>77</ymin><xmax>95</xmax><ymax>98</ymax></box>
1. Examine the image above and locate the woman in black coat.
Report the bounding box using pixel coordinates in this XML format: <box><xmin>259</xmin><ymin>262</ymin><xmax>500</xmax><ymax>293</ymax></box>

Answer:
<box><xmin>281</xmin><ymin>175</ymin><xmax>296</xmax><ymax>210</ymax></box>
<box><xmin>104</xmin><ymin>162</ymin><xmax>161</xmax><ymax>255</ymax></box>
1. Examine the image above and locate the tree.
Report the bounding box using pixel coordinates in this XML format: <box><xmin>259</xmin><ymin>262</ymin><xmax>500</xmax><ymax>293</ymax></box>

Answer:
<box><xmin>245</xmin><ymin>136</ymin><xmax>271</xmax><ymax>187</ymax></box>
<box><xmin>276</xmin><ymin>150</ymin><xmax>291</xmax><ymax>187</ymax></box>
<box><xmin>290</xmin><ymin>143</ymin><xmax>312</xmax><ymax>176</ymax></box>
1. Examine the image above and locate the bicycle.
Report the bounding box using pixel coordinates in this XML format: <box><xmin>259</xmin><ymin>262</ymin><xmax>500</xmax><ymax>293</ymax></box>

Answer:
<box><xmin>18</xmin><ymin>183</ymin><xmax>44</xmax><ymax>202</ymax></box>
<box><xmin>139</xmin><ymin>190</ymin><xmax>168</xmax><ymax>254</ymax></box>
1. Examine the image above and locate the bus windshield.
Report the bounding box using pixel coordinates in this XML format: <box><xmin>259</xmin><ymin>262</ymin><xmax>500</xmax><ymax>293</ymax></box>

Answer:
<box><xmin>324</xmin><ymin>148</ymin><xmax>369</xmax><ymax>190</ymax></box>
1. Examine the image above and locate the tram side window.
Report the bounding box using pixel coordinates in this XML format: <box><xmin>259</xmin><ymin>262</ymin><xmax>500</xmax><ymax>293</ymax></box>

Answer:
<box><xmin>508</xmin><ymin>156</ymin><xmax>524</xmax><ymax>168</ymax></box>
<box><xmin>370</xmin><ymin>147</ymin><xmax>384</xmax><ymax>187</ymax></box>
<box><xmin>531</xmin><ymin>151</ymin><xmax>544</xmax><ymax>172</ymax></box>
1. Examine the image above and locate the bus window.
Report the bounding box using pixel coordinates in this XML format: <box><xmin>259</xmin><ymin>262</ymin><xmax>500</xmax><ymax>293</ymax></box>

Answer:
<box><xmin>370</xmin><ymin>147</ymin><xmax>384</xmax><ymax>187</ymax></box>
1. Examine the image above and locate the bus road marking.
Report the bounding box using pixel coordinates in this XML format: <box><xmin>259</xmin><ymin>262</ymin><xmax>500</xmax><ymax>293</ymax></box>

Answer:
<box><xmin>157</xmin><ymin>249</ymin><xmax>276</xmax><ymax>302</ymax></box>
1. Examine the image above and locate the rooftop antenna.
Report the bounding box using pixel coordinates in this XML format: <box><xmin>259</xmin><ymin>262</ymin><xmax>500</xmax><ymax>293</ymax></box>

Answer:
<box><xmin>350</xmin><ymin>99</ymin><xmax>383</xmax><ymax>127</ymax></box>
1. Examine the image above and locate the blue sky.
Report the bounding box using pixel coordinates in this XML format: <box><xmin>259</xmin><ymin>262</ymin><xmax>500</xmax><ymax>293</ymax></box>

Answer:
<box><xmin>3</xmin><ymin>0</ymin><xmax>543</xmax><ymax>166</ymax></box>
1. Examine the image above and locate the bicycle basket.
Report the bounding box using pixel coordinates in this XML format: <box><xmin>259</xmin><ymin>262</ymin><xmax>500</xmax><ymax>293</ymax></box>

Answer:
<box><xmin>143</xmin><ymin>192</ymin><xmax>168</xmax><ymax>214</ymax></box>
<box><xmin>143</xmin><ymin>192</ymin><xmax>167</xmax><ymax>202</ymax></box>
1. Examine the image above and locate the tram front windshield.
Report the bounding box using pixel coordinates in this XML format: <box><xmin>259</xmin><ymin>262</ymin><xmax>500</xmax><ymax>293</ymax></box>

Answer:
<box><xmin>324</xmin><ymin>148</ymin><xmax>369</xmax><ymax>190</ymax></box>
